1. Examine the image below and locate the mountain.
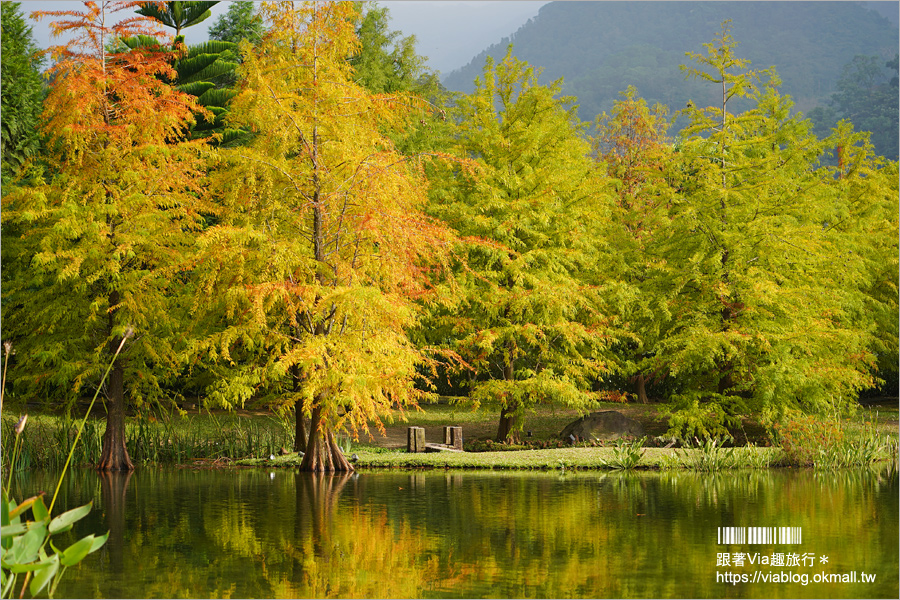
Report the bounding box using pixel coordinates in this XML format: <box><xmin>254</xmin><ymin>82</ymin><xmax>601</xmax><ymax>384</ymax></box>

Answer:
<box><xmin>380</xmin><ymin>1</ymin><xmax>550</xmax><ymax>75</ymax></box>
<box><xmin>443</xmin><ymin>1</ymin><xmax>899</xmax><ymax>125</ymax></box>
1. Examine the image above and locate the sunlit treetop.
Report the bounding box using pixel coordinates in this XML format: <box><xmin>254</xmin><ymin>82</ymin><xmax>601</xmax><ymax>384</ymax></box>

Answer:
<box><xmin>33</xmin><ymin>1</ymin><xmax>170</xmax><ymax>62</ymax></box>
<box><xmin>31</xmin><ymin>1</ymin><xmax>204</xmax><ymax>155</ymax></box>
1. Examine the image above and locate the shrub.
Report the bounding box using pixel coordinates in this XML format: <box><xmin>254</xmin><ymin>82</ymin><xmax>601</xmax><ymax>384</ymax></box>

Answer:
<box><xmin>773</xmin><ymin>413</ymin><xmax>844</xmax><ymax>466</ymax></box>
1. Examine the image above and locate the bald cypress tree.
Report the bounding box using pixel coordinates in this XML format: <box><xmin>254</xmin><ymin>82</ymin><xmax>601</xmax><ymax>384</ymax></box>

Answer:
<box><xmin>428</xmin><ymin>50</ymin><xmax>617</xmax><ymax>442</ymax></box>
<box><xmin>3</xmin><ymin>1</ymin><xmax>210</xmax><ymax>470</ymax></box>
<box><xmin>647</xmin><ymin>24</ymin><xmax>897</xmax><ymax>437</ymax></box>
<box><xmin>195</xmin><ymin>2</ymin><xmax>453</xmax><ymax>471</ymax></box>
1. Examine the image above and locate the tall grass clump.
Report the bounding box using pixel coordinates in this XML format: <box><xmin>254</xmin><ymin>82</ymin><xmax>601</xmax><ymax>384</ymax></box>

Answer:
<box><xmin>121</xmin><ymin>410</ymin><xmax>295</xmax><ymax>465</ymax></box>
<box><xmin>677</xmin><ymin>437</ymin><xmax>736</xmax><ymax>471</ymax></box>
<box><xmin>599</xmin><ymin>437</ymin><xmax>646</xmax><ymax>470</ymax></box>
<box><xmin>2</xmin><ymin>410</ymin><xmax>296</xmax><ymax>470</ymax></box>
<box><xmin>737</xmin><ymin>443</ymin><xmax>775</xmax><ymax>469</ymax></box>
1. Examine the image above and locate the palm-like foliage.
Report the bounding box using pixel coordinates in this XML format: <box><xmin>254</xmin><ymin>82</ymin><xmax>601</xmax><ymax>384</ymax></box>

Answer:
<box><xmin>136</xmin><ymin>1</ymin><xmax>218</xmax><ymax>37</ymax></box>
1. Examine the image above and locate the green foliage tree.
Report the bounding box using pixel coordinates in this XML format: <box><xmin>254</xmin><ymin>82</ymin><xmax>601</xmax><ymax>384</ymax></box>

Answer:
<box><xmin>428</xmin><ymin>49</ymin><xmax>615</xmax><ymax>442</ymax></box>
<box><xmin>132</xmin><ymin>1</ymin><xmax>241</xmax><ymax>144</ymax></box>
<box><xmin>1</xmin><ymin>2</ymin><xmax>44</xmax><ymax>184</ymax></box>
<box><xmin>593</xmin><ymin>86</ymin><xmax>677</xmax><ymax>404</ymax></box>
<box><xmin>195</xmin><ymin>1</ymin><xmax>453</xmax><ymax>471</ymax></box>
<box><xmin>647</xmin><ymin>24</ymin><xmax>896</xmax><ymax>437</ymax></box>
<box><xmin>136</xmin><ymin>0</ymin><xmax>217</xmax><ymax>37</ymax></box>
<box><xmin>827</xmin><ymin>123</ymin><xmax>899</xmax><ymax>397</ymax></box>
<box><xmin>349</xmin><ymin>2</ymin><xmax>451</xmax><ymax>157</ymax></box>
<box><xmin>207</xmin><ymin>0</ymin><xmax>264</xmax><ymax>45</ymax></box>
<box><xmin>350</xmin><ymin>2</ymin><xmax>429</xmax><ymax>95</ymax></box>
<box><xmin>2</xmin><ymin>1</ymin><xmax>210</xmax><ymax>470</ymax></box>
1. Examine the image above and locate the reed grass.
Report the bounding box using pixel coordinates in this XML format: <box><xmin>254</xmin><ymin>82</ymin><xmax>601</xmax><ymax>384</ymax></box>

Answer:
<box><xmin>677</xmin><ymin>437</ymin><xmax>737</xmax><ymax>471</ymax></box>
<box><xmin>598</xmin><ymin>437</ymin><xmax>646</xmax><ymax>469</ymax></box>
<box><xmin>1</xmin><ymin>411</ymin><xmax>294</xmax><ymax>470</ymax></box>
<box><xmin>772</xmin><ymin>410</ymin><xmax>895</xmax><ymax>469</ymax></box>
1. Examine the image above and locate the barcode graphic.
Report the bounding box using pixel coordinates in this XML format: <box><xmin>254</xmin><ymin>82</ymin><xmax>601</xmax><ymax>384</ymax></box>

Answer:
<box><xmin>718</xmin><ymin>527</ymin><xmax>802</xmax><ymax>544</ymax></box>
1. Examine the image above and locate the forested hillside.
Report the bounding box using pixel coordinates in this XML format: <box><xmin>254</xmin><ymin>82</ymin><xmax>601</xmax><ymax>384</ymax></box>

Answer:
<box><xmin>444</xmin><ymin>2</ymin><xmax>898</xmax><ymax>135</ymax></box>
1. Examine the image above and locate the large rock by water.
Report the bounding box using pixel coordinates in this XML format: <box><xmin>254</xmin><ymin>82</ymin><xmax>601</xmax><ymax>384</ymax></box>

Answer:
<box><xmin>559</xmin><ymin>411</ymin><xmax>644</xmax><ymax>442</ymax></box>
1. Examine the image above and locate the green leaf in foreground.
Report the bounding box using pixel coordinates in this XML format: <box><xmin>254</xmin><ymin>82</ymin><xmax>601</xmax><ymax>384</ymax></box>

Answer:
<box><xmin>48</xmin><ymin>502</ymin><xmax>92</xmax><ymax>535</ymax></box>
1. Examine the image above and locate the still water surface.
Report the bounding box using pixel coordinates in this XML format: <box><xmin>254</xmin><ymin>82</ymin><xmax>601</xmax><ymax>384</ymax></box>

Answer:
<box><xmin>9</xmin><ymin>466</ymin><xmax>898</xmax><ymax>598</ymax></box>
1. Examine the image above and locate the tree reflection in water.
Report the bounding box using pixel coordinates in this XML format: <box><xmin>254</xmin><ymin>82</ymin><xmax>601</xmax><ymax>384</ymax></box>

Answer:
<box><xmin>8</xmin><ymin>466</ymin><xmax>897</xmax><ymax>599</ymax></box>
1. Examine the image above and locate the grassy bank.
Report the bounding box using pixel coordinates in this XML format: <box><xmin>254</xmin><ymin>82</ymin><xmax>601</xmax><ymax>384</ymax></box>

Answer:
<box><xmin>2</xmin><ymin>400</ymin><xmax>896</xmax><ymax>472</ymax></box>
<box><xmin>242</xmin><ymin>436</ymin><xmax>896</xmax><ymax>471</ymax></box>
<box><xmin>241</xmin><ymin>444</ymin><xmax>786</xmax><ymax>471</ymax></box>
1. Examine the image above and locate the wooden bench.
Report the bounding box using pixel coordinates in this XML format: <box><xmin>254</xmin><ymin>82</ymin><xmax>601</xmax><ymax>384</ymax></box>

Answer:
<box><xmin>407</xmin><ymin>426</ymin><xmax>464</xmax><ymax>453</ymax></box>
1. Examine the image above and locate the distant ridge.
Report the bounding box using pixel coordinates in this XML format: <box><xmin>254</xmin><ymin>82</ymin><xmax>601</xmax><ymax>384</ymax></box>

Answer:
<box><xmin>443</xmin><ymin>1</ymin><xmax>898</xmax><ymax>122</ymax></box>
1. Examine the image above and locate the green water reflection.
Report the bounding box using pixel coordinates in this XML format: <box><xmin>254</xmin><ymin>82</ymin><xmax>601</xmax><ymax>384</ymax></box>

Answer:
<box><xmin>9</xmin><ymin>466</ymin><xmax>897</xmax><ymax>598</ymax></box>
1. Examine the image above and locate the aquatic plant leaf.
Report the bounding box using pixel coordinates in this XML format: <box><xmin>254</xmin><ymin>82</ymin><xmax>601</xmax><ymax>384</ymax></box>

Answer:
<box><xmin>4</xmin><ymin>522</ymin><xmax>46</xmax><ymax>568</ymax></box>
<box><xmin>59</xmin><ymin>536</ymin><xmax>94</xmax><ymax>566</ymax></box>
<box><xmin>89</xmin><ymin>531</ymin><xmax>109</xmax><ymax>553</ymax></box>
<box><xmin>1</xmin><ymin>523</ymin><xmax>28</xmax><ymax>539</ymax></box>
<box><xmin>31</xmin><ymin>496</ymin><xmax>49</xmax><ymax>523</ymax></box>
<box><xmin>28</xmin><ymin>554</ymin><xmax>59</xmax><ymax>596</ymax></box>
<box><xmin>49</xmin><ymin>502</ymin><xmax>92</xmax><ymax>535</ymax></box>
<box><xmin>7</xmin><ymin>495</ymin><xmax>41</xmax><ymax>520</ymax></box>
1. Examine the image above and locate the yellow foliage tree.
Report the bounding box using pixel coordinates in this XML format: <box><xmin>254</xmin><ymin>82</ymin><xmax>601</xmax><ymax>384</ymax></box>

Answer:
<box><xmin>3</xmin><ymin>1</ymin><xmax>210</xmax><ymax>471</ymax></box>
<box><xmin>195</xmin><ymin>1</ymin><xmax>452</xmax><ymax>471</ymax></box>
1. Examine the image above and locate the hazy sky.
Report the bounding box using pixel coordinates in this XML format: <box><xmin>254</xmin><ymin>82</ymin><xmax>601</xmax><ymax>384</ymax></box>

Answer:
<box><xmin>25</xmin><ymin>1</ymin><xmax>550</xmax><ymax>76</ymax></box>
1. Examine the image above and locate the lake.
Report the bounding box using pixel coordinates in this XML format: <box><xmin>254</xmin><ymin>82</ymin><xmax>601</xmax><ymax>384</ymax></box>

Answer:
<box><xmin>7</xmin><ymin>465</ymin><xmax>898</xmax><ymax>598</ymax></box>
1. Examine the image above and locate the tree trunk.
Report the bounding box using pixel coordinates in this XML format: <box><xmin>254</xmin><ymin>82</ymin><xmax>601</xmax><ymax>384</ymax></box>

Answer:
<box><xmin>98</xmin><ymin>354</ymin><xmax>134</xmax><ymax>471</ymax></box>
<box><xmin>496</xmin><ymin>346</ymin><xmax>521</xmax><ymax>443</ymax></box>
<box><xmin>294</xmin><ymin>398</ymin><xmax>308</xmax><ymax>453</ymax></box>
<box><xmin>717</xmin><ymin>285</ymin><xmax>737</xmax><ymax>397</ymax></box>
<box><xmin>298</xmin><ymin>402</ymin><xmax>353</xmax><ymax>472</ymax></box>
<box><xmin>633</xmin><ymin>374</ymin><xmax>649</xmax><ymax>404</ymax></box>
<box><xmin>98</xmin><ymin>292</ymin><xmax>133</xmax><ymax>471</ymax></box>
<box><xmin>293</xmin><ymin>367</ymin><xmax>308</xmax><ymax>452</ymax></box>
<box><xmin>496</xmin><ymin>401</ymin><xmax>521</xmax><ymax>443</ymax></box>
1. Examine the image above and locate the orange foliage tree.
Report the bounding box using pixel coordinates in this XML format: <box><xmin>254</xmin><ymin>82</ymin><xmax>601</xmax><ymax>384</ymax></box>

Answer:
<box><xmin>2</xmin><ymin>1</ymin><xmax>210</xmax><ymax>470</ymax></box>
<box><xmin>194</xmin><ymin>1</ymin><xmax>453</xmax><ymax>471</ymax></box>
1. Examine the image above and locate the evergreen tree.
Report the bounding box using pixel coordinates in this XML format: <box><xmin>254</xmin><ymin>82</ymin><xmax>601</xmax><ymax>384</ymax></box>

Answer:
<box><xmin>349</xmin><ymin>2</ymin><xmax>451</xmax><ymax>156</ymax></box>
<box><xmin>350</xmin><ymin>2</ymin><xmax>429</xmax><ymax>95</ymax></box>
<box><xmin>207</xmin><ymin>0</ymin><xmax>264</xmax><ymax>45</ymax></box>
<box><xmin>428</xmin><ymin>50</ymin><xmax>616</xmax><ymax>442</ymax></box>
<box><xmin>132</xmin><ymin>1</ymin><xmax>241</xmax><ymax>144</ymax></box>
<box><xmin>649</xmin><ymin>24</ymin><xmax>894</xmax><ymax>437</ymax></box>
<box><xmin>809</xmin><ymin>54</ymin><xmax>899</xmax><ymax>161</ymax></box>
<box><xmin>1</xmin><ymin>2</ymin><xmax>44</xmax><ymax>184</ymax></box>
<box><xmin>136</xmin><ymin>1</ymin><xmax>218</xmax><ymax>37</ymax></box>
